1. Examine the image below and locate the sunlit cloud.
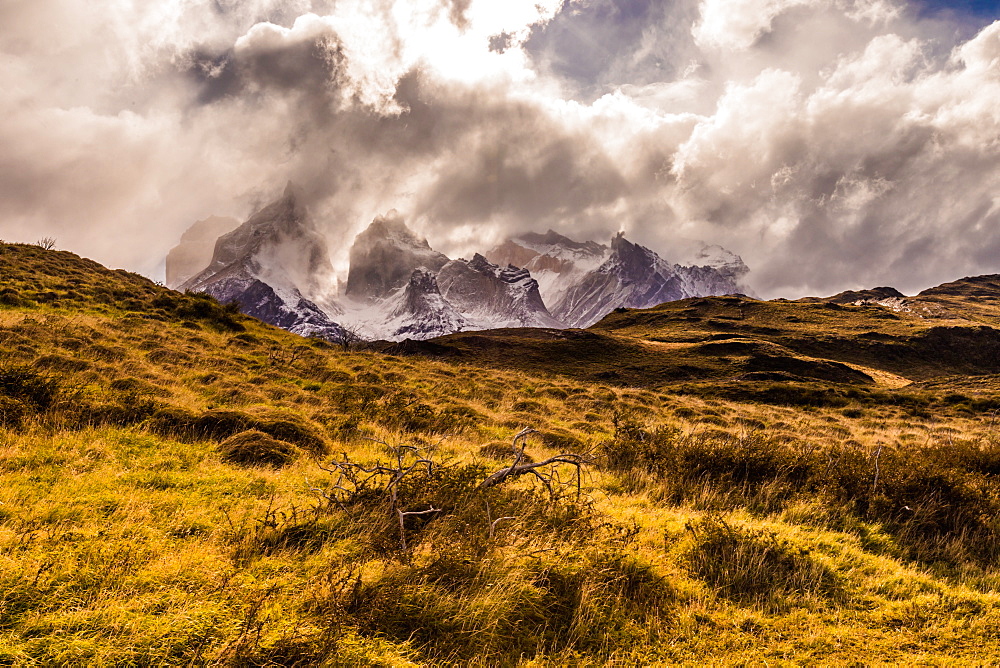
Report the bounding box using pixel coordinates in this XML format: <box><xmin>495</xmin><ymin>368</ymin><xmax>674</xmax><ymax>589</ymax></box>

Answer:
<box><xmin>1</xmin><ymin>0</ymin><xmax>999</xmax><ymax>297</ymax></box>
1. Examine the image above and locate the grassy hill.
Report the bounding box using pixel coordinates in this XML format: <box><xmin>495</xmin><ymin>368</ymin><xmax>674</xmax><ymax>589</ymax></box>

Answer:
<box><xmin>4</xmin><ymin>241</ymin><xmax>1000</xmax><ymax>664</ymax></box>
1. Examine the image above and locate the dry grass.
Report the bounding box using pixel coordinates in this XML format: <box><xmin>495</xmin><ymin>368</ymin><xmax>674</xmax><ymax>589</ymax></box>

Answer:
<box><xmin>4</xmin><ymin>242</ymin><xmax>1000</xmax><ymax>664</ymax></box>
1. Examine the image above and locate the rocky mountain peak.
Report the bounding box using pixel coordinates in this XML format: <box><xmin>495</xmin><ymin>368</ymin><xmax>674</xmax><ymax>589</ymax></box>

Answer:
<box><xmin>604</xmin><ymin>233</ymin><xmax>659</xmax><ymax>280</ymax></box>
<box><xmin>467</xmin><ymin>253</ymin><xmax>494</xmax><ymax>273</ymax></box>
<box><xmin>177</xmin><ymin>184</ymin><xmax>343</xmax><ymax>342</ymax></box>
<box><xmin>517</xmin><ymin>230</ymin><xmax>607</xmax><ymax>257</ymax></box>
<box><xmin>346</xmin><ymin>212</ymin><xmax>449</xmax><ymax>301</ymax></box>
<box><xmin>436</xmin><ymin>254</ymin><xmax>562</xmax><ymax>329</ymax></box>
<box><xmin>194</xmin><ymin>181</ymin><xmax>318</xmax><ymax>276</ymax></box>
<box><xmin>498</xmin><ymin>264</ymin><xmax>532</xmax><ymax>284</ymax></box>
<box><xmin>389</xmin><ymin>268</ymin><xmax>470</xmax><ymax>340</ymax></box>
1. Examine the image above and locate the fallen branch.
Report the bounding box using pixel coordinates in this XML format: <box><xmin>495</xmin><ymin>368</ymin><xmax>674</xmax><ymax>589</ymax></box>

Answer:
<box><xmin>478</xmin><ymin>427</ymin><xmax>592</xmax><ymax>500</ymax></box>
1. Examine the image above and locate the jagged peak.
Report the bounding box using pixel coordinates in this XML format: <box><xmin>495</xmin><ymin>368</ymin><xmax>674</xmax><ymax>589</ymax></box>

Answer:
<box><xmin>358</xmin><ymin>210</ymin><xmax>432</xmax><ymax>250</ymax></box>
<box><xmin>406</xmin><ymin>267</ymin><xmax>439</xmax><ymax>292</ymax></box>
<box><xmin>608</xmin><ymin>232</ymin><xmax>654</xmax><ymax>262</ymax></box>
<box><xmin>236</xmin><ymin>181</ymin><xmax>315</xmax><ymax>236</ymax></box>
<box><xmin>282</xmin><ymin>180</ymin><xmax>303</xmax><ymax>201</ymax></box>
<box><xmin>515</xmin><ymin>229</ymin><xmax>608</xmax><ymax>256</ymax></box>
<box><xmin>499</xmin><ymin>265</ymin><xmax>532</xmax><ymax>284</ymax></box>
<box><xmin>467</xmin><ymin>253</ymin><xmax>495</xmax><ymax>274</ymax></box>
<box><xmin>518</xmin><ymin>229</ymin><xmax>576</xmax><ymax>246</ymax></box>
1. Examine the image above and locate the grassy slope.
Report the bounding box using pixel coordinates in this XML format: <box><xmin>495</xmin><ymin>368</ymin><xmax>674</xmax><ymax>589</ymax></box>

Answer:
<box><xmin>3</xmin><ymin>243</ymin><xmax>1000</xmax><ymax>664</ymax></box>
<box><xmin>402</xmin><ymin>284</ymin><xmax>1000</xmax><ymax>394</ymax></box>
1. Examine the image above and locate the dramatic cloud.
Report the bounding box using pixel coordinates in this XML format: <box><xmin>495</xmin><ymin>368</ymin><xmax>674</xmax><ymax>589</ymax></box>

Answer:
<box><xmin>1</xmin><ymin>0</ymin><xmax>999</xmax><ymax>296</ymax></box>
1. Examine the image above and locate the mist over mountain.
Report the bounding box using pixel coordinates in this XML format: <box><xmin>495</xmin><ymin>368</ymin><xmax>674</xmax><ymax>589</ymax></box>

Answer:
<box><xmin>168</xmin><ymin>187</ymin><xmax>754</xmax><ymax>340</ymax></box>
<box><xmin>179</xmin><ymin>183</ymin><xmax>345</xmax><ymax>341</ymax></box>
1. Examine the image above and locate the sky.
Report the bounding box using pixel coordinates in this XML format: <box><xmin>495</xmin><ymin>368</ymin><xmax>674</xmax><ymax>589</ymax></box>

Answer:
<box><xmin>1</xmin><ymin>0</ymin><xmax>999</xmax><ymax>298</ymax></box>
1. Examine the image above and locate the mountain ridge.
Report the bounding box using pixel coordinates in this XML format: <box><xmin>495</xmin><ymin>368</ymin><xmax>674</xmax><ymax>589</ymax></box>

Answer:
<box><xmin>167</xmin><ymin>186</ymin><xmax>755</xmax><ymax>341</ymax></box>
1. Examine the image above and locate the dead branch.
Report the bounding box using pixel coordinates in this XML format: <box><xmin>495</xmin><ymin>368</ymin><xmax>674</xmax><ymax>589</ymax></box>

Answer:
<box><xmin>311</xmin><ymin>440</ymin><xmax>442</xmax><ymax>553</ymax></box>
<box><xmin>478</xmin><ymin>427</ymin><xmax>592</xmax><ymax>500</ymax></box>
<box><xmin>397</xmin><ymin>506</ymin><xmax>442</xmax><ymax>550</ymax></box>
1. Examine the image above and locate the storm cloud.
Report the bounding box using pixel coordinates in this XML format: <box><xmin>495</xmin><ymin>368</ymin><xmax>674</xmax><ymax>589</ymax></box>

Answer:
<box><xmin>1</xmin><ymin>0</ymin><xmax>999</xmax><ymax>297</ymax></box>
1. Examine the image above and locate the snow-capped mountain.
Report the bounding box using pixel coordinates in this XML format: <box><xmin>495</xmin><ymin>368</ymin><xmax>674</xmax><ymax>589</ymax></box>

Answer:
<box><xmin>384</xmin><ymin>269</ymin><xmax>471</xmax><ymax>340</ymax></box>
<box><xmin>551</xmin><ymin>233</ymin><xmax>751</xmax><ymax>328</ymax></box>
<box><xmin>171</xmin><ymin>184</ymin><xmax>754</xmax><ymax>342</ymax></box>
<box><xmin>485</xmin><ymin>230</ymin><xmax>608</xmax><ymax>307</ymax></box>
<box><xmin>178</xmin><ymin>183</ymin><xmax>346</xmax><ymax>341</ymax></box>
<box><xmin>436</xmin><ymin>253</ymin><xmax>563</xmax><ymax>329</ymax></box>
<box><xmin>337</xmin><ymin>224</ymin><xmax>562</xmax><ymax>339</ymax></box>
<box><xmin>486</xmin><ymin>230</ymin><xmax>752</xmax><ymax>328</ymax></box>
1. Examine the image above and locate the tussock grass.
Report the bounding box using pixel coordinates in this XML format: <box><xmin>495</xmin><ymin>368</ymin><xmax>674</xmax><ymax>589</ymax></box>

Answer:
<box><xmin>218</xmin><ymin>430</ymin><xmax>302</xmax><ymax>468</ymax></box>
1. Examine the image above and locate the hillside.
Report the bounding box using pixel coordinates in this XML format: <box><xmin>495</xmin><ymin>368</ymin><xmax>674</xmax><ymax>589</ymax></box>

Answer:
<box><xmin>4</xmin><ymin>242</ymin><xmax>1000</xmax><ymax>664</ymax></box>
<box><xmin>396</xmin><ymin>282</ymin><xmax>1000</xmax><ymax>398</ymax></box>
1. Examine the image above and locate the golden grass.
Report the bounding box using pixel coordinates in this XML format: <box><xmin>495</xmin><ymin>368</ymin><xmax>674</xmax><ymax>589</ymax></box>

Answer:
<box><xmin>4</xmin><ymin>242</ymin><xmax>1000</xmax><ymax>663</ymax></box>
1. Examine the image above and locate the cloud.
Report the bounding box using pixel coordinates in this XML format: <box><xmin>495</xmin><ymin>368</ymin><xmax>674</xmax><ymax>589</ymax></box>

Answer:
<box><xmin>1</xmin><ymin>0</ymin><xmax>1000</xmax><ymax>298</ymax></box>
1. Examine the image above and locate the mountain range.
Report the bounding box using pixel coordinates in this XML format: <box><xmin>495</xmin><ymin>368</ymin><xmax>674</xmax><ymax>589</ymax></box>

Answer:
<box><xmin>170</xmin><ymin>185</ymin><xmax>754</xmax><ymax>342</ymax></box>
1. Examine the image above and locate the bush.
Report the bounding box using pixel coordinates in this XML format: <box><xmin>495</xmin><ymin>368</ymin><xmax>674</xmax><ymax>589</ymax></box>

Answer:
<box><xmin>147</xmin><ymin>406</ymin><xmax>200</xmax><ymax>440</ymax></box>
<box><xmin>0</xmin><ymin>396</ymin><xmax>25</xmax><ymax>429</ymax></box>
<box><xmin>194</xmin><ymin>409</ymin><xmax>253</xmax><ymax>440</ymax></box>
<box><xmin>0</xmin><ymin>365</ymin><xmax>60</xmax><ymax>410</ymax></box>
<box><xmin>338</xmin><ymin>547</ymin><xmax>674</xmax><ymax>663</ymax></box>
<box><xmin>603</xmin><ymin>420</ymin><xmax>1000</xmax><ymax>566</ymax></box>
<box><xmin>684</xmin><ymin>515</ymin><xmax>839</xmax><ymax>603</ymax></box>
<box><xmin>219</xmin><ymin>430</ymin><xmax>302</xmax><ymax>468</ymax></box>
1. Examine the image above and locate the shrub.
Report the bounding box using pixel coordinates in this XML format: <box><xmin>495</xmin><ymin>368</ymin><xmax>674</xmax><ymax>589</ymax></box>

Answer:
<box><xmin>684</xmin><ymin>515</ymin><xmax>839</xmax><ymax>603</ymax></box>
<box><xmin>0</xmin><ymin>287</ymin><xmax>27</xmax><ymax>307</ymax></box>
<box><xmin>0</xmin><ymin>396</ymin><xmax>26</xmax><ymax>429</ymax></box>
<box><xmin>194</xmin><ymin>409</ymin><xmax>253</xmax><ymax>440</ymax></box>
<box><xmin>603</xmin><ymin>420</ymin><xmax>1000</xmax><ymax>566</ymax></box>
<box><xmin>0</xmin><ymin>365</ymin><xmax>60</xmax><ymax>410</ymax></box>
<box><xmin>33</xmin><ymin>354</ymin><xmax>89</xmax><ymax>372</ymax></box>
<box><xmin>219</xmin><ymin>430</ymin><xmax>302</xmax><ymax>468</ymax></box>
<box><xmin>147</xmin><ymin>406</ymin><xmax>200</xmax><ymax>440</ymax></box>
<box><xmin>69</xmin><ymin>399</ymin><xmax>158</xmax><ymax>429</ymax></box>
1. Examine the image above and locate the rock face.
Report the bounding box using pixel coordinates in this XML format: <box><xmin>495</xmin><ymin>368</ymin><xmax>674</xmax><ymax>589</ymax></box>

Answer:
<box><xmin>551</xmin><ymin>233</ymin><xmax>751</xmax><ymax>328</ymax></box>
<box><xmin>180</xmin><ymin>183</ymin><xmax>345</xmax><ymax>342</ymax></box>
<box><xmin>345</xmin><ymin>211</ymin><xmax>449</xmax><ymax>302</ymax></box>
<box><xmin>436</xmin><ymin>253</ymin><xmax>563</xmax><ymax>329</ymax></box>
<box><xmin>386</xmin><ymin>269</ymin><xmax>470</xmax><ymax>340</ymax></box>
<box><xmin>166</xmin><ymin>215</ymin><xmax>240</xmax><ymax>289</ymax></box>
